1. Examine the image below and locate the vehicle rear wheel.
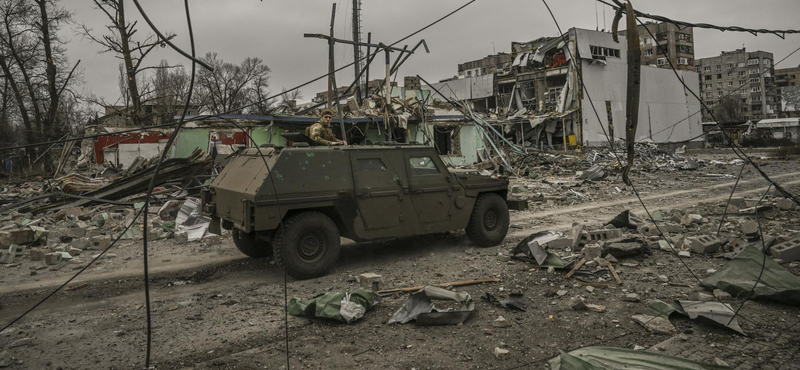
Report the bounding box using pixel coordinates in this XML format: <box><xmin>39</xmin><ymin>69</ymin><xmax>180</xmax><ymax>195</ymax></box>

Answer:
<box><xmin>272</xmin><ymin>212</ymin><xmax>341</xmax><ymax>279</ymax></box>
<box><xmin>465</xmin><ymin>193</ymin><xmax>509</xmax><ymax>247</ymax></box>
<box><xmin>232</xmin><ymin>229</ymin><xmax>271</xmax><ymax>258</ymax></box>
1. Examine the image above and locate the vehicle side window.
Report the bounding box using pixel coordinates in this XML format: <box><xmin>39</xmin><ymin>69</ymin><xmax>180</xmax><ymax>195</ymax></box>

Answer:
<box><xmin>409</xmin><ymin>156</ymin><xmax>440</xmax><ymax>175</ymax></box>
<box><xmin>356</xmin><ymin>158</ymin><xmax>387</xmax><ymax>171</ymax></box>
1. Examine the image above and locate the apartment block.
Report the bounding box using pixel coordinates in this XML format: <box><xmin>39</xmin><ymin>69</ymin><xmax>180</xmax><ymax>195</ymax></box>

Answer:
<box><xmin>620</xmin><ymin>21</ymin><xmax>695</xmax><ymax>71</ymax></box>
<box><xmin>696</xmin><ymin>48</ymin><xmax>779</xmax><ymax>121</ymax></box>
<box><xmin>776</xmin><ymin>66</ymin><xmax>800</xmax><ymax>118</ymax></box>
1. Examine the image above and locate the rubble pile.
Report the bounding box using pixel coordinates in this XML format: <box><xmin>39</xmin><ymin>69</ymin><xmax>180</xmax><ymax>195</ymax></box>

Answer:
<box><xmin>0</xmin><ymin>191</ymin><xmax>222</xmax><ymax>274</ymax></box>
<box><xmin>510</xmin><ymin>194</ymin><xmax>800</xmax><ymax>312</ymax></box>
<box><xmin>0</xmin><ymin>149</ymin><xmax>218</xmax><ymax>274</ymax></box>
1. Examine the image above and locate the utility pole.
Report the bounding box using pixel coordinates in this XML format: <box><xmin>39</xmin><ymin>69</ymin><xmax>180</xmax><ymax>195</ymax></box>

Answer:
<box><xmin>306</xmin><ymin>21</ymin><xmax>419</xmax><ymax>143</ymax></box>
<box><xmin>351</xmin><ymin>0</ymin><xmax>363</xmax><ymax>102</ymax></box>
<box><xmin>327</xmin><ymin>4</ymin><xmax>336</xmax><ymax>109</ymax></box>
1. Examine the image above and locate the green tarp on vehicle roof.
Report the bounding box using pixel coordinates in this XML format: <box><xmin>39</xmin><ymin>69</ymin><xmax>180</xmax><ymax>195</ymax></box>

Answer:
<box><xmin>701</xmin><ymin>245</ymin><xmax>800</xmax><ymax>306</ymax></box>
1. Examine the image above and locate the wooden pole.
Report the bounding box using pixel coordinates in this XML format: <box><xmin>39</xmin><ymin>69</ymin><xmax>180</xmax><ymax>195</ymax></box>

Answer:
<box><xmin>327</xmin><ymin>4</ymin><xmax>336</xmax><ymax>109</ymax></box>
<box><xmin>385</xmin><ymin>49</ymin><xmax>392</xmax><ymax>141</ymax></box>
<box><xmin>377</xmin><ymin>277</ymin><xmax>501</xmax><ymax>294</ymax></box>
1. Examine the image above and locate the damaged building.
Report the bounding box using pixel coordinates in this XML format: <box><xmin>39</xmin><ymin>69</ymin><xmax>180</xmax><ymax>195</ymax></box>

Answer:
<box><xmin>425</xmin><ymin>27</ymin><xmax>703</xmax><ymax>150</ymax></box>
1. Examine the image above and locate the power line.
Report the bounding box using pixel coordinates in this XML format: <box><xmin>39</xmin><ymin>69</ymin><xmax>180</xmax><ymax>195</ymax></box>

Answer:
<box><xmin>647</xmin><ymin>45</ymin><xmax>800</xmax><ymax>141</ymax></box>
<box><xmin>596</xmin><ymin>0</ymin><xmax>800</xmax><ymax>38</ymax></box>
<box><xmin>131</xmin><ymin>0</ymin><xmax>199</xmax><ymax>366</ymax></box>
<box><xmin>632</xmin><ymin>17</ymin><xmax>799</xmax><ymax>204</ymax></box>
<box><xmin>532</xmin><ymin>2</ymin><xmax>761</xmax><ymax>349</ymax></box>
<box><xmin>0</xmin><ymin>2</ymin><xmax>481</xmax><ymax>369</ymax></box>
<box><xmin>0</xmin><ymin>122</ymin><xmax>181</xmax><ymax>152</ymax></box>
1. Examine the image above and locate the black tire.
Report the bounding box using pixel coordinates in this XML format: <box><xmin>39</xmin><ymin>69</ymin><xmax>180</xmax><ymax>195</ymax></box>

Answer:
<box><xmin>232</xmin><ymin>229</ymin><xmax>271</xmax><ymax>258</ymax></box>
<box><xmin>272</xmin><ymin>212</ymin><xmax>341</xmax><ymax>279</ymax></box>
<box><xmin>465</xmin><ymin>193</ymin><xmax>510</xmax><ymax>247</ymax></box>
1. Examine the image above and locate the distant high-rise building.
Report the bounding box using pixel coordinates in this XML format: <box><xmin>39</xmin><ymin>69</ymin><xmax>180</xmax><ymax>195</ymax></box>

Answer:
<box><xmin>620</xmin><ymin>21</ymin><xmax>695</xmax><ymax>71</ymax></box>
<box><xmin>696</xmin><ymin>48</ymin><xmax>779</xmax><ymax>122</ymax></box>
<box><xmin>775</xmin><ymin>65</ymin><xmax>800</xmax><ymax>118</ymax></box>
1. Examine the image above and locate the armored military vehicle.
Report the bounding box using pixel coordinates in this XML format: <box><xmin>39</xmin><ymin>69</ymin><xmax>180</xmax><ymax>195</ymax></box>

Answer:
<box><xmin>202</xmin><ymin>144</ymin><xmax>509</xmax><ymax>279</ymax></box>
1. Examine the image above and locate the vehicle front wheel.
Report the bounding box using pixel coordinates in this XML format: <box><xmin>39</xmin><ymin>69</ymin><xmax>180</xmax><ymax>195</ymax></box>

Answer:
<box><xmin>465</xmin><ymin>193</ymin><xmax>509</xmax><ymax>247</ymax></box>
<box><xmin>232</xmin><ymin>229</ymin><xmax>272</xmax><ymax>258</ymax></box>
<box><xmin>272</xmin><ymin>212</ymin><xmax>341</xmax><ymax>279</ymax></box>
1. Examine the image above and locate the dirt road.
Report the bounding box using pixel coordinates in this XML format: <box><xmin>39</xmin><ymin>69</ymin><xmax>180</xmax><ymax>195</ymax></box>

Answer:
<box><xmin>1</xmin><ymin>158</ymin><xmax>799</xmax><ymax>370</ymax></box>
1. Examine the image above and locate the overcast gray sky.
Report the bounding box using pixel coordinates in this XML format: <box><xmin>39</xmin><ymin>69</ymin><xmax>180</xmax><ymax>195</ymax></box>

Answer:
<box><xmin>65</xmin><ymin>0</ymin><xmax>800</xmax><ymax>110</ymax></box>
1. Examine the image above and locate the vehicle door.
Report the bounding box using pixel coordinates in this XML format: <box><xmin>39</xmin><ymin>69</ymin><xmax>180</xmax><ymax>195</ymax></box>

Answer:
<box><xmin>404</xmin><ymin>151</ymin><xmax>452</xmax><ymax>223</ymax></box>
<box><xmin>351</xmin><ymin>153</ymin><xmax>405</xmax><ymax>230</ymax></box>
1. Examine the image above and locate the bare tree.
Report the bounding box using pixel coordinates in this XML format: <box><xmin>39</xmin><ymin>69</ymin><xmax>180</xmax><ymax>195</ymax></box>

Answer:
<box><xmin>194</xmin><ymin>52</ymin><xmax>273</xmax><ymax>115</ymax></box>
<box><xmin>0</xmin><ymin>0</ymin><xmax>80</xmax><ymax>163</ymax></box>
<box><xmin>151</xmin><ymin>59</ymin><xmax>189</xmax><ymax>119</ymax></box>
<box><xmin>276</xmin><ymin>87</ymin><xmax>302</xmax><ymax>114</ymax></box>
<box><xmin>82</xmin><ymin>0</ymin><xmax>175</xmax><ymax>126</ymax></box>
<box><xmin>713</xmin><ymin>97</ymin><xmax>747</xmax><ymax>124</ymax></box>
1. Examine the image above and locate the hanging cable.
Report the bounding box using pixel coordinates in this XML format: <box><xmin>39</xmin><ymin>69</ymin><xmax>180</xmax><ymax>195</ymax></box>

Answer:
<box><xmin>596</xmin><ymin>0</ymin><xmax>800</xmax><ymax>38</ymax></box>
<box><xmin>135</xmin><ymin>0</ymin><xmax>198</xmax><ymax>366</ymax></box>
<box><xmin>538</xmin><ymin>0</ymin><xmax>757</xmax><ymax>325</ymax></box>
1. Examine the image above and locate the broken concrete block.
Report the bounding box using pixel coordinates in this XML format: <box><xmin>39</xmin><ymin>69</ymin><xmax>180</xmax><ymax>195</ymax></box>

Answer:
<box><xmin>57</xmin><ymin>207</ymin><xmax>89</xmax><ymax>221</ymax></box>
<box><xmin>771</xmin><ymin>238</ymin><xmax>800</xmax><ymax>263</ymax></box>
<box><xmin>658</xmin><ymin>240</ymin><xmax>672</xmax><ymax>251</ymax></box>
<box><xmin>493</xmin><ymin>347</ymin><xmax>510</xmax><ymax>359</ymax></box>
<box><xmin>581</xmin><ymin>228</ymin><xmax>623</xmax><ymax>244</ymax></box>
<box><xmin>694</xmin><ymin>292</ymin><xmax>714</xmax><ymax>301</ymax></box>
<box><xmin>505</xmin><ymin>199</ymin><xmax>528</xmax><ymax>211</ymax></box>
<box><xmin>29</xmin><ymin>249</ymin><xmax>45</xmax><ymax>261</ymax></box>
<box><xmin>0</xmin><ymin>251</ymin><xmax>13</xmax><ymax>264</ymax></box>
<box><xmin>741</xmin><ymin>221</ymin><xmax>759</xmax><ymax>235</ymax></box>
<box><xmin>547</xmin><ymin>238</ymin><xmax>574</xmax><ymax>249</ymax></box>
<box><xmin>8</xmin><ymin>244</ymin><xmax>26</xmax><ymax>257</ymax></box>
<box><xmin>583</xmin><ymin>245</ymin><xmax>602</xmax><ymax>259</ymax></box>
<box><xmin>70</xmin><ymin>238</ymin><xmax>92</xmax><ymax>249</ymax></box>
<box><xmin>509</xmin><ymin>185</ymin><xmax>530</xmax><ymax>194</ymax></box>
<box><xmin>63</xmin><ymin>227</ymin><xmax>86</xmax><ymax>239</ymax></box>
<box><xmin>570</xmin><ymin>224</ymin><xmax>585</xmax><ymax>248</ymax></box>
<box><xmin>356</xmin><ymin>273</ymin><xmax>382</xmax><ymax>291</ymax></box>
<box><xmin>571</xmin><ymin>299</ymin><xmax>588</xmax><ymax>311</ymax></box>
<box><xmin>776</xmin><ymin>198</ymin><xmax>796</xmax><ymax>210</ymax></box>
<box><xmin>601</xmin><ymin>237</ymin><xmax>651</xmax><ymax>259</ymax></box>
<box><xmin>729</xmin><ymin>197</ymin><xmax>746</xmax><ymax>208</ymax></box>
<box><xmin>44</xmin><ymin>252</ymin><xmax>62</xmax><ymax>265</ymax></box>
<box><xmin>689</xmin><ymin>235</ymin><xmax>722</xmax><ymax>254</ymax></box>
<box><xmin>632</xmin><ymin>314</ymin><xmax>676</xmax><ymax>335</ymax></box>
<box><xmin>678</xmin><ymin>250</ymin><xmax>691</xmax><ymax>258</ymax></box>
<box><xmin>204</xmin><ymin>235</ymin><xmax>222</xmax><ymax>245</ymax></box>
<box><xmin>58</xmin><ymin>252</ymin><xmax>73</xmax><ymax>261</ymax></box>
<box><xmin>68</xmin><ymin>247</ymin><xmax>83</xmax><ymax>256</ymax></box>
<box><xmin>174</xmin><ymin>231</ymin><xmax>189</xmax><ymax>244</ymax></box>
<box><xmin>85</xmin><ymin>226</ymin><xmax>103</xmax><ymax>238</ymax></box>
<box><xmin>623</xmin><ymin>293</ymin><xmax>640</xmax><ymax>302</ymax></box>
<box><xmin>49</xmin><ymin>261</ymin><xmax>67</xmax><ymax>271</ymax></box>
<box><xmin>586</xmin><ymin>304</ymin><xmax>606</xmax><ymax>313</ymax></box>
<box><xmin>713</xmin><ymin>289</ymin><xmax>733</xmax><ymax>302</ymax></box>
<box><xmin>0</xmin><ymin>228</ymin><xmax>35</xmax><ymax>247</ymax></box>
<box><xmin>89</xmin><ymin>235</ymin><xmax>112</xmax><ymax>250</ymax></box>
<box><xmin>493</xmin><ymin>316</ymin><xmax>512</xmax><ymax>328</ymax></box>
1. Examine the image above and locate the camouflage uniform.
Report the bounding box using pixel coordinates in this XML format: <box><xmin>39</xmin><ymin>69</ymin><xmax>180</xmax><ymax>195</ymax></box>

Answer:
<box><xmin>305</xmin><ymin>121</ymin><xmax>338</xmax><ymax>146</ymax></box>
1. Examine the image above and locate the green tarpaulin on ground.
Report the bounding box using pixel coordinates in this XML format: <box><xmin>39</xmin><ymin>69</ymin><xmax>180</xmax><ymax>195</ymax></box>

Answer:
<box><xmin>550</xmin><ymin>347</ymin><xmax>729</xmax><ymax>370</ymax></box>
<box><xmin>701</xmin><ymin>246</ymin><xmax>800</xmax><ymax>306</ymax></box>
<box><xmin>288</xmin><ymin>289</ymin><xmax>379</xmax><ymax>323</ymax></box>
